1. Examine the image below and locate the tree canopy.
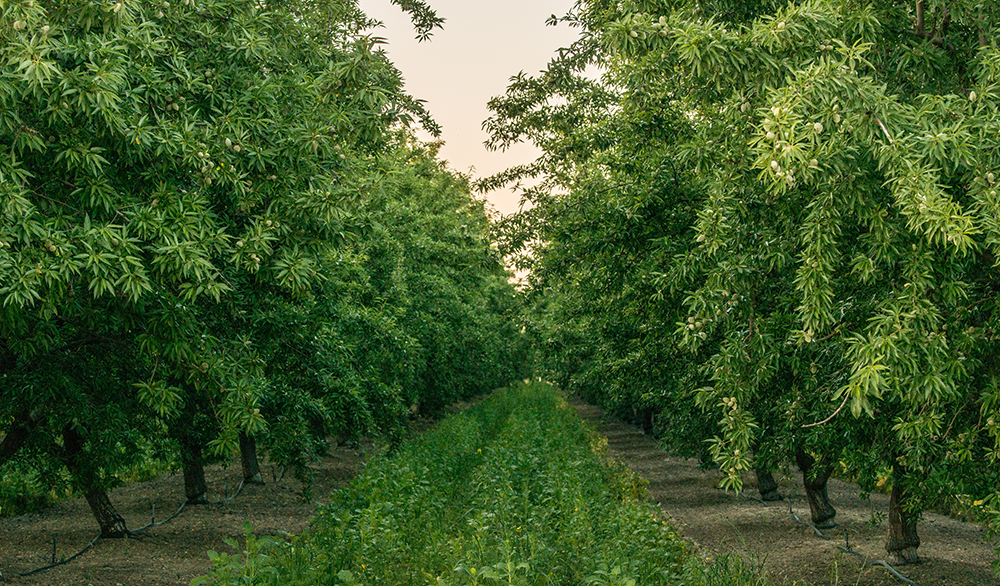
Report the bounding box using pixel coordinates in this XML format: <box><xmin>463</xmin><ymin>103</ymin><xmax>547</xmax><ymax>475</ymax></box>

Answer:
<box><xmin>487</xmin><ymin>0</ymin><xmax>1000</xmax><ymax>566</ymax></box>
<box><xmin>1</xmin><ymin>0</ymin><xmax>525</xmax><ymax>536</ymax></box>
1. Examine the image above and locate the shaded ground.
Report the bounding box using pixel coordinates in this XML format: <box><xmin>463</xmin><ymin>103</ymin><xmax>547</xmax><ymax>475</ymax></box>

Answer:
<box><xmin>572</xmin><ymin>397</ymin><xmax>999</xmax><ymax>586</ymax></box>
<box><xmin>0</xmin><ymin>439</ymin><xmax>374</xmax><ymax>586</ymax></box>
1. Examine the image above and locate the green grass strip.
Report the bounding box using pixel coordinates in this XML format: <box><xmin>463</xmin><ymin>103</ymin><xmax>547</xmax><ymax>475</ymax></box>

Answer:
<box><xmin>195</xmin><ymin>382</ymin><xmax>767</xmax><ymax>586</ymax></box>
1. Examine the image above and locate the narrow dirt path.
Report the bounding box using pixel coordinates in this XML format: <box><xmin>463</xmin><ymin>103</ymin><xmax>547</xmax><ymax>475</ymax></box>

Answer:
<box><xmin>571</xmin><ymin>397</ymin><xmax>999</xmax><ymax>586</ymax></box>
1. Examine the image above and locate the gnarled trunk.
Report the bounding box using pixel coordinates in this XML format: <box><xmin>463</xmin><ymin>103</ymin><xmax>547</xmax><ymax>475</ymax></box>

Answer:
<box><xmin>886</xmin><ymin>461</ymin><xmax>921</xmax><ymax>565</ymax></box>
<box><xmin>82</xmin><ymin>489</ymin><xmax>129</xmax><ymax>538</ymax></box>
<box><xmin>239</xmin><ymin>432</ymin><xmax>264</xmax><ymax>485</ymax></box>
<box><xmin>754</xmin><ymin>468</ymin><xmax>783</xmax><ymax>502</ymax></box>
<box><xmin>62</xmin><ymin>425</ymin><xmax>129</xmax><ymax>537</ymax></box>
<box><xmin>795</xmin><ymin>450</ymin><xmax>836</xmax><ymax>529</ymax></box>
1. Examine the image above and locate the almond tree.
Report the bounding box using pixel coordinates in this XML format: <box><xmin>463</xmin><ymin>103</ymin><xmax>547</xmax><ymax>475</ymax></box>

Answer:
<box><xmin>0</xmin><ymin>0</ymin><xmax>441</xmax><ymax>535</ymax></box>
<box><xmin>487</xmin><ymin>0</ymin><xmax>1000</xmax><ymax>566</ymax></box>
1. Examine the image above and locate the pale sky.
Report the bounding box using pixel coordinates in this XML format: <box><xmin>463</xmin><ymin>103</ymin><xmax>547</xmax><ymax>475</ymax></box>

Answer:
<box><xmin>357</xmin><ymin>0</ymin><xmax>580</xmax><ymax>216</ymax></box>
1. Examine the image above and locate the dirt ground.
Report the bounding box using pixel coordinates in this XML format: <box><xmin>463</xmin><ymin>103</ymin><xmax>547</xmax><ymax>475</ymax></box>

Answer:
<box><xmin>571</xmin><ymin>397</ymin><xmax>1000</xmax><ymax>586</ymax></box>
<box><xmin>0</xmin><ymin>439</ymin><xmax>374</xmax><ymax>586</ymax></box>
<box><xmin>2</xmin><ymin>399</ymin><xmax>997</xmax><ymax>586</ymax></box>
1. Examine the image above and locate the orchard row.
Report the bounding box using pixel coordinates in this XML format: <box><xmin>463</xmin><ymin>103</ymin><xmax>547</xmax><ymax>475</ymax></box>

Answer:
<box><xmin>0</xmin><ymin>0</ymin><xmax>525</xmax><ymax>534</ymax></box>
<box><xmin>489</xmin><ymin>0</ymin><xmax>1000</xmax><ymax>567</ymax></box>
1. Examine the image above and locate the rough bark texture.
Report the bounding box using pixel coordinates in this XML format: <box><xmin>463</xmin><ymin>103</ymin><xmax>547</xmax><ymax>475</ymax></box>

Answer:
<box><xmin>171</xmin><ymin>391</ymin><xmax>210</xmax><ymax>503</ymax></box>
<box><xmin>62</xmin><ymin>426</ymin><xmax>129</xmax><ymax>537</ymax></box>
<box><xmin>82</xmin><ymin>489</ymin><xmax>129</xmax><ymax>538</ymax></box>
<box><xmin>886</xmin><ymin>461</ymin><xmax>922</xmax><ymax>565</ymax></box>
<box><xmin>755</xmin><ymin>468</ymin><xmax>783</xmax><ymax>501</ymax></box>
<box><xmin>239</xmin><ymin>432</ymin><xmax>265</xmax><ymax>485</ymax></box>
<box><xmin>795</xmin><ymin>450</ymin><xmax>836</xmax><ymax>529</ymax></box>
<box><xmin>181</xmin><ymin>439</ymin><xmax>208</xmax><ymax>504</ymax></box>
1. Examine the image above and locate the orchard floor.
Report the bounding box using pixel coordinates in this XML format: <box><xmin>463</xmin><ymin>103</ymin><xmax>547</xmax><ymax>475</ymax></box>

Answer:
<box><xmin>2</xmin><ymin>399</ymin><xmax>997</xmax><ymax>586</ymax></box>
<box><xmin>0</xmin><ymin>439</ymin><xmax>374</xmax><ymax>586</ymax></box>
<box><xmin>571</xmin><ymin>397</ymin><xmax>1000</xmax><ymax>586</ymax></box>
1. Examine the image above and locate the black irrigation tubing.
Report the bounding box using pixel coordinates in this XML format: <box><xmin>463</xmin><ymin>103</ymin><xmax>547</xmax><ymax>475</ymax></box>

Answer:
<box><xmin>836</xmin><ymin>547</ymin><xmax>918</xmax><ymax>585</ymax></box>
<box><xmin>786</xmin><ymin>508</ymin><xmax>916</xmax><ymax>585</ymax></box>
<box><xmin>213</xmin><ymin>477</ymin><xmax>246</xmax><ymax>504</ymax></box>
<box><xmin>18</xmin><ymin>533</ymin><xmax>101</xmax><ymax>577</ymax></box>
<box><xmin>130</xmin><ymin>500</ymin><xmax>188</xmax><ymax>534</ymax></box>
<box><xmin>788</xmin><ymin>505</ymin><xmax>831</xmax><ymax>540</ymax></box>
<box><xmin>16</xmin><ymin>475</ymin><xmax>250</xmax><ymax>578</ymax></box>
<box><xmin>838</xmin><ymin>530</ymin><xmax>918</xmax><ymax>585</ymax></box>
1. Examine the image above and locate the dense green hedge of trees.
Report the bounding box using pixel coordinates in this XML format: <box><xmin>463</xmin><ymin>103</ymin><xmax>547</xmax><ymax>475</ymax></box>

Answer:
<box><xmin>487</xmin><ymin>0</ymin><xmax>1000</xmax><ymax>567</ymax></box>
<box><xmin>0</xmin><ymin>0</ymin><xmax>525</xmax><ymax>536</ymax></box>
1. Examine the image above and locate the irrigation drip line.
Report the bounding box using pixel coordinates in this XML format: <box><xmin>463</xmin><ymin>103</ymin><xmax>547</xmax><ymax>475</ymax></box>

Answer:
<box><xmin>18</xmin><ymin>534</ymin><xmax>100</xmax><ymax>577</ymax></box>
<box><xmin>788</xmin><ymin>506</ymin><xmax>831</xmax><ymax>540</ymax></box>
<box><xmin>130</xmin><ymin>501</ymin><xmax>187</xmax><ymax>534</ymax></box>
<box><xmin>16</xmin><ymin>474</ymin><xmax>249</xmax><ymax>578</ymax></box>
<box><xmin>213</xmin><ymin>478</ymin><xmax>246</xmax><ymax>504</ymax></box>
<box><xmin>836</xmin><ymin>547</ymin><xmax>917</xmax><ymax>585</ymax></box>
<box><xmin>837</xmin><ymin>530</ymin><xmax>917</xmax><ymax>585</ymax></box>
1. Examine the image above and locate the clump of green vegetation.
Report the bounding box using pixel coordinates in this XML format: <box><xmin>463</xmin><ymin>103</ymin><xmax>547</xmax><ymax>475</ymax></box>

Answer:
<box><xmin>195</xmin><ymin>382</ymin><xmax>767</xmax><ymax>586</ymax></box>
<box><xmin>0</xmin><ymin>461</ymin><xmax>69</xmax><ymax>517</ymax></box>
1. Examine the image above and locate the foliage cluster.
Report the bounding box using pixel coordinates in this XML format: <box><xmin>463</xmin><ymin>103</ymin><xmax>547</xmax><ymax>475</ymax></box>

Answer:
<box><xmin>0</xmin><ymin>0</ymin><xmax>525</xmax><ymax>532</ymax></box>
<box><xmin>195</xmin><ymin>382</ymin><xmax>767</xmax><ymax>586</ymax></box>
<box><xmin>486</xmin><ymin>0</ymin><xmax>1000</xmax><ymax>566</ymax></box>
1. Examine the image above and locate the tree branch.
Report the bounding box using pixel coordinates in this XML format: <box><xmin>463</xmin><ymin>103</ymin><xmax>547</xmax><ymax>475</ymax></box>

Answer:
<box><xmin>802</xmin><ymin>393</ymin><xmax>850</xmax><ymax>428</ymax></box>
<box><xmin>915</xmin><ymin>0</ymin><xmax>926</xmax><ymax>38</ymax></box>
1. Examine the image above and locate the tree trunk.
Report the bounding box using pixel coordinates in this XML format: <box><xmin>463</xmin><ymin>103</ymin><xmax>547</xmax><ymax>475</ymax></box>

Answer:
<box><xmin>170</xmin><ymin>390</ymin><xmax>210</xmax><ymax>504</ymax></box>
<box><xmin>795</xmin><ymin>450</ymin><xmax>836</xmax><ymax>529</ymax></box>
<box><xmin>82</xmin><ymin>489</ymin><xmax>129</xmax><ymax>538</ymax></box>
<box><xmin>754</xmin><ymin>468</ymin><xmax>783</xmax><ymax>501</ymax></box>
<box><xmin>886</xmin><ymin>461</ymin><xmax>921</xmax><ymax>565</ymax></box>
<box><xmin>62</xmin><ymin>425</ymin><xmax>129</xmax><ymax>537</ymax></box>
<box><xmin>181</xmin><ymin>438</ymin><xmax>208</xmax><ymax>504</ymax></box>
<box><xmin>239</xmin><ymin>432</ymin><xmax>264</xmax><ymax>485</ymax></box>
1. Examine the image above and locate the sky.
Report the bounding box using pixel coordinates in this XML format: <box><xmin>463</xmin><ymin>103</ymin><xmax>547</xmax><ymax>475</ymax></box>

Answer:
<box><xmin>356</xmin><ymin>0</ymin><xmax>581</xmax><ymax>216</ymax></box>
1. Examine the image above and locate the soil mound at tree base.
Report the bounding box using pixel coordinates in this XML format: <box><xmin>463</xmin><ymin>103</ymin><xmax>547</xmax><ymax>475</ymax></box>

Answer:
<box><xmin>571</xmin><ymin>397</ymin><xmax>1000</xmax><ymax>586</ymax></box>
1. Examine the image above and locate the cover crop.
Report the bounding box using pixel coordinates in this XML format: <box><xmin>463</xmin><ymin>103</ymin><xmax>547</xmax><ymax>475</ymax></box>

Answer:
<box><xmin>195</xmin><ymin>382</ymin><xmax>766</xmax><ymax>586</ymax></box>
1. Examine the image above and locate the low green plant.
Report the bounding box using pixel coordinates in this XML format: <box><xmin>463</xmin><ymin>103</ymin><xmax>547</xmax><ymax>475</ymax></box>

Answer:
<box><xmin>194</xmin><ymin>382</ymin><xmax>768</xmax><ymax>586</ymax></box>
<box><xmin>0</xmin><ymin>462</ymin><xmax>69</xmax><ymax>517</ymax></box>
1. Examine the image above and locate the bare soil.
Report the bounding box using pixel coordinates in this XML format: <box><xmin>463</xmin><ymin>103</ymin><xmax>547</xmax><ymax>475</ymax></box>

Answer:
<box><xmin>571</xmin><ymin>397</ymin><xmax>1000</xmax><ymax>586</ymax></box>
<box><xmin>0</xmin><ymin>439</ymin><xmax>374</xmax><ymax>586</ymax></box>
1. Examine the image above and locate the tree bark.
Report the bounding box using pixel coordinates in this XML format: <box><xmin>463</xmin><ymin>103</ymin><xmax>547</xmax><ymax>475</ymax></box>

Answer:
<box><xmin>754</xmin><ymin>468</ymin><xmax>783</xmax><ymax>501</ymax></box>
<box><xmin>81</xmin><ymin>489</ymin><xmax>129</xmax><ymax>538</ymax></box>
<box><xmin>181</xmin><ymin>437</ymin><xmax>208</xmax><ymax>504</ymax></box>
<box><xmin>886</xmin><ymin>461</ymin><xmax>921</xmax><ymax>565</ymax></box>
<box><xmin>795</xmin><ymin>450</ymin><xmax>836</xmax><ymax>529</ymax></box>
<box><xmin>62</xmin><ymin>425</ymin><xmax>129</xmax><ymax>537</ymax></box>
<box><xmin>239</xmin><ymin>432</ymin><xmax>264</xmax><ymax>485</ymax></box>
<box><xmin>170</xmin><ymin>390</ymin><xmax>211</xmax><ymax>503</ymax></box>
